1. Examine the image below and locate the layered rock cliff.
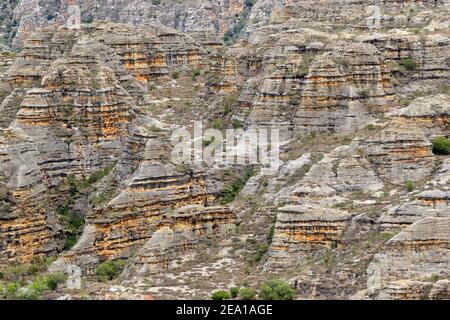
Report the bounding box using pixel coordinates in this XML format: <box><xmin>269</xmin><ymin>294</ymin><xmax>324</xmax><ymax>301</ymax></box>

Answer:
<box><xmin>0</xmin><ymin>0</ymin><xmax>449</xmax><ymax>301</ymax></box>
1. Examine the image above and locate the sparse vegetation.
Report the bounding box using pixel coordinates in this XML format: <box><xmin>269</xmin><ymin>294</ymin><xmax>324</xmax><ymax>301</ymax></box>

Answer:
<box><xmin>321</xmin><ymin>250</ymin><xmax>337</xmax><ymax>268</ymax></box>
<box><xmin>405</xmin><ymin>180</ymin><xmax>415</xmax><ymax>192</ymax></box>
<box><xmin>0</xmin><ymin>271</ymin><xmax>66</xmax><ymax>300</ymax></box>
<box><xmin>399</xmin><ymin>57</ymin><xmax>417</xmax><ymax>71</ymax></box>
<box><xmin>172</xmin><ymin>71</ymin><xmax>180</xmax><ymax>79</ymax></box>
<box><xmin>45</xmin><ymin>273</ymin><xmax>67</xmax><ymax>291</ymax></box>
<box><xmin>255</xmin><ymin>244</ymin><xmax>269</xmax><ymax>263</ymax></box>
<box><xmin>56</xmin><ymin>165</ymin><xmax>115</xmax><ymax>250</ymax></box>
<box><xmin>285</xmin><ymin>163</ymin><xmax>312</xmax><ymax>185</ymax></box>
<box><xmin>0</xmin><ymin>258</ymin><xmax>55</xmax><ymax>282</ymax></box>
<box><xmin>203</xmin><ymin>136</ymin><xmax>216</xmax><ymax>147</ymax></box>
<box><xmin>82</xmin><ymin>15</ymin><xmax>94</xmax><ymax>24</ymax></box>
<box><xmin>299</xmin><ymin>53</ymin><xmax>315</xmax><ymax>76</ymax></box>
<box><xmin>212</xmin><ymin>118</ymin><xmax>224</xmax><ymax>129</ymax></box>
<box><xmin>358</xmin><ymin>89</ymin><xmax>370</xmax><ymax>98</ymax></box>
<box><xmin>95</xmin><ymin>260</ymin><xmax>125</xmax><ymax>281</ymax></box>
<box><xmin>259</xmin><ymin>279</ymin><xmax>295</xmax><ymax>300</ymax></box>
<box><xmin>223</xmin><ymin>95</ymin><xmax>238</xmax><ymax>115</ymax></box>
<box><xmin>232</xmin><ymin>119</ymin><xmax>243</xmax><ymax>129</ymax></box>
<box><xmin>430</xmin><ymin>274</ymin><xmax>440</xmax><ymax>282</ymax></box>
<box><xmin>221</xmin><ymin>166</ymin><xmax>255</xmax><ymax>204</ymax></box>
<box><xmin>191</xmin><ymin>69</ymin><xmax>202</xmax><ymax>81</ymax></box>
<box><xmin>223</xmin><ymin>1</ymin><xmax>254</xmax><ymax>45</ymax></box>
<box><xmin>380</xmin><ymin>232</ymin><xmax>395</xmax><ymax>242</ymax></box>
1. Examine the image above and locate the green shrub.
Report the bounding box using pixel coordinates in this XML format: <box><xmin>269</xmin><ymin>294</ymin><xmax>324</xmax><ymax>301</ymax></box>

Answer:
<box><xmin>58</xmin><ymin>207</ymin><xmax>85</xmax><ymax>251</ymax></box>
<box><xmin>6</xmin><ymin>282</ymin><xmax>19</xmax><ymax>298</ymax></box>
<box><xmin>405</xmin><ymin>180</ymin><xmax>415</xmax><ymax>192</ymax></box>
<box><xmin>24</xmin><ymin>277</ymin><xmax>48</xmax><ymax>299</ymax></box>
<box><xmin>152</xmin><ymin>0</ymin><xmax>161</xmax><ymax>5</ymax></box>
<box><xmin>399</xmin><ymin>57</ymin><xmax>417</xmax><ymax>70</ymax></box>
<box><xmin>239</xmin><ymin>287</ymin><xmax>257</xmax><ymax>300</ymax></box>
<box><xmin>289</xmin><ymin>96</ymin><xmax>300</xmax><ymax>105</ymax></box>
<box><xmin>95</xmin><ymin>260</ymin><xmax>125</xmax><ymax>281</ymax></box>
<box><xmin>82</xmin><ymin>15</ymin><xmax>94</xmax><ymax>24</ymax></box>
<box><xmin>172</xmin><ymin>71</ymin><xmax>180</xmax><ymax>79</ymax></box>
<box><xmin>259</xmin><ymin>279</ymin><xmax>295</xmax><ymax>300</ymax></box>
<box><xmin>432</xmin><ymin>136</ymin><xmax>450</xmax><ymax>155</ymax></box>
<box><xmin>211</xmin><ymin>290</ymin><xmax>230</xmax><ymax>300</ymax></box>
<box><xmin>229</xmin><ymin>287</ymin><xmax>239</xmax><ymax>298</ymax></box>
<box><xmin>46</xmin><ymin>273</ymin><xmax>67</xmax><ymax>291</ymax></box>
<box><xmin>245</xmin><ymin>0</ymin><xmax>256</xmax><ymax>8</ymax></box>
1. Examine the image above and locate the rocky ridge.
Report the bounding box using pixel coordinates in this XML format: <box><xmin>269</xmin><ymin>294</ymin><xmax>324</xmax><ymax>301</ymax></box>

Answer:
<box><xmin>0</xmin><ymin>0</ymin><xmax>449</xmax><ymax>300</ymax></box>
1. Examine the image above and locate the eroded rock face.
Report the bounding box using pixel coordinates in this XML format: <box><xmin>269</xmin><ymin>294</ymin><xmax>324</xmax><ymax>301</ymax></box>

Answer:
<box><xmin>366</xmin><ymin>217</ymin><xmax>450</xmax><ymax>300</ymax></box>
<box><xmin>50</xmin><ymin>127</ymin><xmax>235</xmax><ymax>273</ymax></box>
<box><xmin>359</xmin><ymin>123</ymin><xmax>435</xmax><ymax>183</ymax></box>
<box><xmin>0</xmin><ymin>0</ymin><xmax>449</xmax><ymax>301</ymax></box>
<box><xmin>389</xmin><ymin>94</ymin><xmax>450</xmax><ymax>135</ymax></box>
<box><xmin>0</xmin><ymin>22</ymin><xmax>232</xmax><ymax>267</ymax></box>
<box><xmin>123</xmin><ymin>205</ymin><xmax>235</xmax><ymax>278</ymax></box>
<box><xmin>380</xmin><ymin>190</ymin><xmax>450</xmax><ymax>232</ymax></box>
<box><xmin>270</xmin><ymin>205</ymin><xmax>354</xmax><ymax>264</ymax></box>
<box><xmin>0</xmin><ymin>128</ymin><xmax>62</xmax><ymax>263</ymax></box>
<box><xmin>295</xmin><ymin>42</ymin><xmax>393</xmax><ymax>133</ymax></box>
<box><xmin>267</xmin><ymin>142</ymin><xmax>384</xmax><ymax>266</ymax></box>
<box><xmin>11</xmin><ymin>0</ymin><xmax>248</xmax><ymax>48</ymax></box>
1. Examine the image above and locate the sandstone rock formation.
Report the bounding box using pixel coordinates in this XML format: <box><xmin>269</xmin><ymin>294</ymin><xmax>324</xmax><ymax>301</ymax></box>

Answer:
<box><xmin>0</xmin><ymin>128</ymin><xmax>62</xmax><ymax>263</ymax></box>
<box><xmin>10</xmin><ymin>0</ymin><xmax>250</xmax><ymax>48</ymax></box>
<box><xmin>366</xmin><ymin>217</ymin><xmax>450</xmax><ymax>300</ymax></box>
<box><xmin>0</xmin><ymin>0</ymin><xmax>449</xmax><ymax>301</ymax></box>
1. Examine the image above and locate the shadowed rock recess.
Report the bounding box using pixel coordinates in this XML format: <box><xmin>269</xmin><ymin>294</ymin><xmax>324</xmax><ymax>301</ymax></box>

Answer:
<box><xmin>0</xmin><ymin>1</ymin><xmax>449</xmax><ymax>300</ymax></box>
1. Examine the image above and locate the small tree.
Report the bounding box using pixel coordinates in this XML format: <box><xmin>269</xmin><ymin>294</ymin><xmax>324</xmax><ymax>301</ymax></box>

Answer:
<box><xmin>46</xmin><ymin>273</ymin><xmax>67</xmax><ymax>290</ymax></box>
<box><xmin>211</xmin><ymin>290</ymin><xmax>230</xmax><ymax>300</ymax></box>
<box><xmin>95</xmin><ymin>260</ymin><xmax>125</xmax><ymax>281</ymax></box>
<box><xmin>259</xmin><ymin>279</ymin><xmax>295</xmax><ymax>300</ymax></box>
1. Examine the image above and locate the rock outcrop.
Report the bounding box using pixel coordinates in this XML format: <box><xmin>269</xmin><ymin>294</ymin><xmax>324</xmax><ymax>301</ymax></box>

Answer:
<box><xmin>366</xmin><ymin>217</ymin><xmax>450</xmax><ymax>300</ymax></box>
<box><xmin>0</xmin><ymin>0</ymin><xmax>449</xmax><ymax>301</ymax></box>
<box><xmin>0</xmin><ymin>128</ymin><xmax>62</xmax><ymax>263</ymax></box>
<box><xmin>358</xmin><ymin>123</ymin><xmax>435</xmax><ymax>183</ymax></box>
<box><xmin>11</xmin><ymin>0</ymin><xmax>249</xmax><ymax>48</ymax></box>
